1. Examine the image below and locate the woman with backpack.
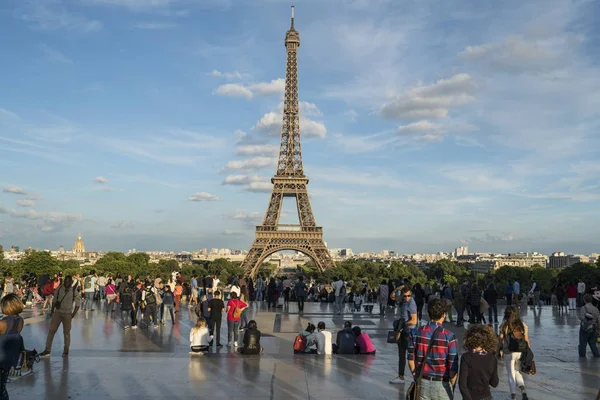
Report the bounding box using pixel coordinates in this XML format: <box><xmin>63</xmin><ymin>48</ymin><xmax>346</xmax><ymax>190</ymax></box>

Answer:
<box><xmin>499</xmin><ymin>306</ymin><xmax>530</xmax><ymax>400</ymax></box>
<box><xmin>294</xmin><ymin>323</ymin><xmax>317</xmax><ymax>354</ymax></box>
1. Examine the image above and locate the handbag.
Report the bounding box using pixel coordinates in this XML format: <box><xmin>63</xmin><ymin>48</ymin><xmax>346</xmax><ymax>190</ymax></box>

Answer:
<box><xmin>406</xmin><ymin>326</ymin><xmax>442</xmax><ymax>400</ymax></box>
<box><xmin>387</xmin><ymin>330</ymin><xmax>398</xmax><ymax>344</ymax></box>
<box><xmin>232</xmin><ymin>303</ymin><xmax>243</xmax><ymax>319</ymax></box>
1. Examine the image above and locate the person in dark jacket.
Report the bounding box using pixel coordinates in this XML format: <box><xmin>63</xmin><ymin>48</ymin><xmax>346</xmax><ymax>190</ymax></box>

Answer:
<box><xmin>295</xmin><ymin>276</ymin><xmax>308</xmax><ymax>312</ymax></box>
<box><xmin>333</xmin><ymin>321</ymin><xmax>355</xmax><ymax>354</ymax></box>
<box><xmin>459</xmin><ymin>324</ymin><xmax>499</xmax><ymax>400</ymax></box>
<box><xmin>238</xmin><ymin>320</ymin><xmax>262</xmax><ymax>355</ymax></box>
<box><xmin>267</xmin><ymin>278</ymin><xmax>277</xmax><ymax>310</ymax></box>
<box><xmin>468</xmin><ymin>284</ymin><xmax>482</xmax><ymax>323</ymax></box>
<box><xmin>484</xmin><ymin>283</ymin><xmax>498</xmax><ymax>324</ymax></box>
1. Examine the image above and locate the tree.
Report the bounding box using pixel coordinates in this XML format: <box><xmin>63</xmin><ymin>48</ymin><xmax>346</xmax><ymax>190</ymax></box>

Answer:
<box><xmin>0</xmin><ymin>245</ymin><xmax>5</xmax><ymax>270</ymax></box>
<box><xmin>19</xmin><ymin>251</ymin><xmax>60</xmax><ymax>276</ymax></box>
<box><xmin>127</xmin><ymin>253</ymin><xmax>150</xmax><ymax>271</ymax></box>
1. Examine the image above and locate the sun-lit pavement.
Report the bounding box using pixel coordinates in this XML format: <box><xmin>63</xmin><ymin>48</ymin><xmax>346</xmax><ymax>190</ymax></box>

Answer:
<box><xmin>8</xmin><ymin>300</ymin><xmax>599</xmax><ymax>399</ymax></box>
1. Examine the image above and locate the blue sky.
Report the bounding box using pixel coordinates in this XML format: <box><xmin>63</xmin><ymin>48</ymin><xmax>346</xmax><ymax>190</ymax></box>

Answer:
<box><xmin>1</xmin><ymin>0</ymin><xmax>599</xmax><ymax>254</ymax></box>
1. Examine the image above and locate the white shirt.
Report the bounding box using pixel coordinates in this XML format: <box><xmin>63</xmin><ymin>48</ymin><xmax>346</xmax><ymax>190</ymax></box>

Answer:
<box><xmin>513</xmin><ymin>281</ymin><xmax>520</xmax><ymax>294</ymax></box>
<box><xmin>578</xmin><ymin>282</ymin><xmax>586</xmax><ymax>294</ymax></box>
<box><xmin>230</xmin><ymin>285</ymin><xmax>241</xmax><ymax>298</ymax></box>
<box><xmin>190</xmin><ymin>327</ymin><xmax>210</xmax><ymax>347</ymax></box>
<box><xmin>97</xmin><ymin>276</ymin><xmax>107</xmax><ymax>287</ymax></box>
<box><xmin>529</xmin><ymin>282</ymin><xmax>536</xmax><ymax>294</ymax></box>
<box><xmin>315</xmin><ymin>330</ymin><xmax>332</xmax><ymax>355</ymax></box>
<box><xmin>213</xmin><ymin>279</ymin><xmax>220</xmax><ymax>291</ymax></box>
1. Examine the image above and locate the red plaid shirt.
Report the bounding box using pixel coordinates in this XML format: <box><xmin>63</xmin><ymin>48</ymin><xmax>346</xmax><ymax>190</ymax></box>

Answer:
<box><xmin>407</xmin><ymin>322</ymin><xmax>459</xmax><ymax>380</ymax></box>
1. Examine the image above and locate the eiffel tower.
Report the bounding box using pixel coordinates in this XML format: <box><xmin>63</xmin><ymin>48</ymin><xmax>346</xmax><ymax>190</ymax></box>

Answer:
<box><xmin>241</xmin><ymin>6</ymin><xmax>335</xmax><ymax>278</ymax></box>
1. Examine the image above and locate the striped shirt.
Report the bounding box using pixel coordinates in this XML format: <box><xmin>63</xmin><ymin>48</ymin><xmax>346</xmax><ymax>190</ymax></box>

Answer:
<box><xmin>407</xmin><ymin>322</ymin><xmax>459</xmax><ymax>380</ymax></box>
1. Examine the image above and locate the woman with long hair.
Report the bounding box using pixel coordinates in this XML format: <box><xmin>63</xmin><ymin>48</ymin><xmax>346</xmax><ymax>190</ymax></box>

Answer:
<box><xmin>189</xmin><ymin>317</ymin><xmax>210</xmax><ymax>354</ymax></box>
<box><xmin>239</xmin><ymin>285</ymin><xmax>249</xmax><ymax>330</ymax></box>
<box><xmin>499</xmin><ymin>306</ymin><xmax>530</xmax><ymax>400</ymax></box>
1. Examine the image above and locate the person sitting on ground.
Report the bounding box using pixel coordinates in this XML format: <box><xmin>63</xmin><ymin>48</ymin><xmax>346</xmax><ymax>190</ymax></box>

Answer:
<box><xmin>190</xmin><ymin>317</ymin><xmax>210</xmax><ymax>354</ymax></box>
<box><xmin>353</xmin><ymin>326</ymin><xmax>376</xmax><ymax>355</ymax></box>
<box><xmin>315</xmin><ymin>321</ymin><xmax>332</xmax><ymax>355</ymax></box>
<box><xmin>458</xmin><ymin>324</ymin><xmax>499</xmax><ymax>400</ymax></box>
<box><xmin>334</xmin><ymin>321</ymin><xmax>355</xmax><ymax>354</ymax></box>
<box><xmin>294</xmin><ymin>323</ymin><xmax>317</xmax><ymax>354</ymax></box>
<box><xmin>238</xmin><ymin>320</ymin><xmax>263</xmax><ymax>355</ymax></box>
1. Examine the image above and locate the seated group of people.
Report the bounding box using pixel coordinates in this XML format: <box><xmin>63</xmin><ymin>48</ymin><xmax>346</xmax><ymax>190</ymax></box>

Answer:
<box><xmin>190</xmin><ymin>317</ymin><xmax>262</xmax><ymax>355</ymax></box>
<box><xmin>294</xmin><ymin>321</ymin><xmax>376</xmax><ymax>355</ymax></box>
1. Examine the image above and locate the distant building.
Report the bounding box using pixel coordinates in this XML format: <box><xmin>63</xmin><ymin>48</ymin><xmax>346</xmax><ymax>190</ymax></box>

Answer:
<box><xmin>340</xmin><ymin>248</ymin><xmax>353</xmax><ymax>257</ymax></box>
<box><xmin>73</xmin><ymin>234</ymin><xmax>86</xmax><ymax>256</ymax></box>
<box><xmin>548</xmin><ymin>252</ymin><xmax>588</xmax><ymax>269</ymax></box>
<box><xmin>380</xmin><ymin>250</ymin><xmax>389</xmax><ymax>257</ymax></box>
<box><xmin>454</xmin><ymin>246</ymin><xmax>468</xmax><ymax>257</ymax></box>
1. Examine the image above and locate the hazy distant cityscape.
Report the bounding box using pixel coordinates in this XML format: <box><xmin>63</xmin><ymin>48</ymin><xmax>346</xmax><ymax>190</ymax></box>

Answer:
<box><xmin>3</xmin><ymin>234</ymin><xmax>597</xmax><ymax>275</ymax></box>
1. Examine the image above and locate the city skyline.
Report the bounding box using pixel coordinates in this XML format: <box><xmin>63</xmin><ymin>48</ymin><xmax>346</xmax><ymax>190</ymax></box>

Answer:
<box><xmin>1</xmin><ymin>1</ymin><xmax>599</xmax><ymax>254</ymax></box>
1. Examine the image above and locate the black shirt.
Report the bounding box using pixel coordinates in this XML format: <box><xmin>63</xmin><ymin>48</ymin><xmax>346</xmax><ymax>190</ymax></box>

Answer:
<box><xmin>208</xmin><ymin>298</ymin><xmax>224</xmax><ymax>320</ymax></box>
<box><xmin>336</xmin><ymin>328</ymin><xmax>355</xmax><ymax>354</ymax></box>
<box><xmin>458</xmin><ymin>351</ymin><xmax>499</xmax><ymax>400</ymax></box>
<box><xmin>484</xmin><ymin>288</ymin><xmax>497</xmax><ymax>305</ymax></box>
<box><xmin>241</xmin><ymin>328</ymin><xmax>261</xmax><ymax>354</ymax></box>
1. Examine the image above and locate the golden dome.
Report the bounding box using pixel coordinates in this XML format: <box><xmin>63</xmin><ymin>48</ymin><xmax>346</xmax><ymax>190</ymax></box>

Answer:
<box><xmin>73</xmin><ymin>233</ymin><xmax>85</xmax><ymax>254</ymax></box>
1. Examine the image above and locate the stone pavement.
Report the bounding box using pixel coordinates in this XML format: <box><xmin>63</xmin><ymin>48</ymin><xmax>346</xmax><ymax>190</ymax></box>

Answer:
<box><xmin>7</xmin><ymin>300</ymin><xmax>600</xmax><ymax>399</ymax></box>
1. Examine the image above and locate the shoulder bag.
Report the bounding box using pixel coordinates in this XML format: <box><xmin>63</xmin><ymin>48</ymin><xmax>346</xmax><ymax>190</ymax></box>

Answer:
<box><xmin>406</xmin><ymin>326</ymin><xmax>442</xmax><ymax>400</ymax></box>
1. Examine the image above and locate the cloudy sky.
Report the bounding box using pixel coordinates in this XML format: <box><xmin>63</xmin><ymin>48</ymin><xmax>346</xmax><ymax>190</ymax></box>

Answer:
<box><xmin>1</xmin><ymin>0</ymin><xmax>599</xmax><ymax>254</ymax></box>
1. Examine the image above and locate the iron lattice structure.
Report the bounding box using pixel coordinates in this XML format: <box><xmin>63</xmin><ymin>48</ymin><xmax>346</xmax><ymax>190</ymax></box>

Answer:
<box><xmin>241</xmin><ymin>7</ymin><xmax>335</xmax><ymax>278</ymax></box>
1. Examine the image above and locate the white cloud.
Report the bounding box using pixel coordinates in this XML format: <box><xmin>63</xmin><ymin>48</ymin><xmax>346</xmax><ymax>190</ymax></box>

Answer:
<box><xmin>235</xmin><ymin>144</ymin><xmax>278</xmax><ymax>157</ymax></box>
<box><xmin>210</xmin><ymin>70</ymin><xmax>249</xmax><ymax>80</ymax></box>
<box><xmin>16</xmin><ymin>199</ymin><xmax>36</xmax><ymax>208</ymax></box>
<box><xmin>21</xmin><ymin>3</ymin><xmax>103</xmax><ymax>33</ymax></box>
<box><xmin>344</xmin><ymin>109</ymin><xmax>358</xmax><ymax>122</ymax></box>
<box><xmin>396</xmin><ymin>120</ymin><xmax>443</xmax><ymax>136</ymax></box>
<box><xmin>93</xmin><ymin>176</ymin><xmax>108</xmax><ymax>184</ymax></box>
<box><xmin>2</xmin><ymin>186</ymin><xmax>26</xmax><ymax>195</ymax></box>
<box><xmin>246</xmin><ymin>181</ymin><xmax>273</xmax><ymax>193</ymax></box>
<box><xmin>301</xmin><ymin>102</ymin><xmax>323</xmax><ymax>117</ymax></box>
<box><xmin>253</xmin><ymin>102</ymin><xmax>327</xmax><ymax>139</ymax></box>
<box><xmin>222</xmin><ymin>174</ymin><xmax>262</xmax><ymax>185</ymax></box>
<box><xmin>40</xmin><ymin>44</ymin><xmax>72</xmax><ymax>64</ymax></box>
<box><xmin>213</xmin><ymin>83</ymin><xmax>253</xmax><ymax>100</ymax></box>
<box><xmin>188</xmin><ymin>192</ymin><xmax>219</xmax><ymax>201</ymax></box>
<box><xmin>221</xmin><ymin>230</ymin><xmax>245</xmax><ymax>236</ymax></box>
<box><xmin>224</xmin><ymin>156</ymin><xmax>276</xmax><ymax>171</ymax></box>
<box><xmin>229</xmin><ymin>210</ymin><xmax>263</xmax><ymax>228</ymax></box>
<box><xmin>0</xmin><ymin>108</ymin><xmax>20</xmax><ymax>121</ymax></box>
<box><xmin>111</xmin><ymin>220</ymin><xmax>135</xmax><ymax>229</ymax></box>
<box><xmin>249</xmin><ymin>79</ymin><xmax>285</xmax><ymax>96</ymax></box>
<box><xmin>0</xmin><ymin>205</ymin><xmax>83</xmax><ymax>232</ymax></box>
<box><xmin>380</xmin><ymin>74</ymin><xmax>475</xmax><ymax>120</ymax></box>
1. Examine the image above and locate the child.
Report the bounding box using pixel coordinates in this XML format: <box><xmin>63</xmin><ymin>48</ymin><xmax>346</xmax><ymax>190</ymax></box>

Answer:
<box><xmin>190</xmin><ymin>317</ymin><xmax>210</xmax><ymax>355</ymax></box>
<box><xmin>352</xmin><ymin>326</ymin><xmax>376</xmax><ymax>354</ymax></box>
<box><xmin>459</xmin><ymin>324</ymin><xmax>499</xmax><ymax>400</ymax></box>
<box><xmin>353</xmin><ymin>289</ymin><xmax>363</xmax><ymax>312</ymax></box>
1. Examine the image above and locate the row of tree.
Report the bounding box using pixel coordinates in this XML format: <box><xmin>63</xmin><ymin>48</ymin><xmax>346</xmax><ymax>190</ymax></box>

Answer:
<box><xmin>2</xmin><ymin>247</ymin><xmax>598</xmax><ymax>294</ymax></box>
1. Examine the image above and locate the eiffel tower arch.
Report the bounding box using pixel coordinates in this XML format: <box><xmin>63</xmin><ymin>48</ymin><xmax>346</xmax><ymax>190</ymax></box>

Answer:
<box><xmin>241</xmin><ymin>6</ymin><xmax>336</xmax><ymax>279</ymax></box>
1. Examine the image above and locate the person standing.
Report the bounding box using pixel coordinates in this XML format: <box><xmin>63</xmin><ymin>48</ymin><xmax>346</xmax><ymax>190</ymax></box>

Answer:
<box><xmin>255</xmin><ymin>275</ymin><xmax>265</xmax><ymax>302</ymax></box>
<box><xmin>567</xmin><ymin>282</ymin><xmax>578</xmax><ymax>311</ymax></box>
<box><xmin>377</xmin><ymin>280</ymin><xmax>389</xmax><ymax>316</ymax></box>
<box><xmin>406</xmin><ymin>299</ymin><xmax>459</xmax><ymax>398</ymax></box>
<box><xmin>442</xmin><ymin>283</ymin><xmax>454</xmax><ymax>323</ymax></box>
<box><xmin>190</xmin><ymin>275</ymin><xmax>199</xmax><ymax>307</ymax></box>
<box><xmin>505</xmin><ymin>281</ymin><xmax>514</xmax><ymax>307</ymax></box>
<box><xmin>578</xmin><ymin>294</ymin><xmax>600</xmax><ymax>358</ymax></box>
<box><xmin>173</xmin><ymin>282</ymin><xmax>183</xmax><ymax>313</ymax></box>
<box><xmin>239</xmin><ymin>285</ymin><xmax>249</xmax><ymax>330</ymax></box>
<box><xmin>267</xmin><ymin>278</ymin><xmax>277</xmax><ymax>310</ymax></box>
<box><xmin>40</xmin><ymin>276</ymin><xmax>80</xmax><ymax>358</ymax></box>
<box><xmin>484</xmin><ymin>283</ymin><xmax>498</xmax><ymax>324</ymax></box>
<box><xmin>208</xmin><ymin>290</ymin><xmax>225</xmax><ymax>347</ymax></box>
<box><xmin>82</xmin><ymin>270</ymin><xmax>97</xmax><ymax>311</ymax></box>
<box><xmin>390</xmin><ymin>286</ymin><xmax>418</xmax><ymax>384</ymax></box>
<box><xmin>142</xmin><ymin>282</ymin><xmax>159</xmax><ymax>330</ymax></box>
<box><xmin>97</xmin><ymin>274</ymin><xmax>107</xmax><ymax>301</ymax></box>
<box><xmin>468</xmin><ymin>284</ymin><xmax>482</xmax><ymax>324</ymax></box>
<box><xmin>529</xmin><ymin>281</ymin><xmax>542</xmax><ymax>309</ymax></box>
<box><xmin>332</xmin><ymin>277</ymin><xmax>345</xmax><ymax>315</ymax></box>
<box><xmin>499</xmin><ymin>306</ymin><xmax>530</xmax><ymax>400</ymax></box>
<box><xmin>413</xmin><ymin>283</ymin><xmax>425</xmax><ymax>322</ymax></box>
<box><xmin>295</xmin><ymin>276</ymin><xmax>308</xmax><ymax>313</ymax></box>
<box><xmin>226</xmin><ymin>292</ymin><xmax>247</xmax><ymax>347</ymax></box>
<box><xmin>577</xmin><ymin>279</ymin><xmax>586</xmax><ymax>308</ymax></box>
<box><xmin>512</xmin><ymin>280</ymin><xmax>520</xmax><ymax>309</ymax></box>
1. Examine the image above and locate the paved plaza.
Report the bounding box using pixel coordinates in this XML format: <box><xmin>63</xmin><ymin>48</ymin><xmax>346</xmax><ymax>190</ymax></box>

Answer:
<box><xmin>7</xmin><ymin>300</ymin><xmax>600</xmax><ymax>399</ymax></box>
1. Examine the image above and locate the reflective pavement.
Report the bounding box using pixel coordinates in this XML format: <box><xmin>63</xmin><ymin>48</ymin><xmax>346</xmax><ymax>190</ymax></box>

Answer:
<box><xmin>8</xmin><ymin>300</ymin><xmax>600</xmax><ymax>399</ymax></box>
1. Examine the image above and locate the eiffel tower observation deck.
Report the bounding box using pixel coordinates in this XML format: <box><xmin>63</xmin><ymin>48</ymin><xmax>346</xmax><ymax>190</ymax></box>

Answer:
<box><xmin>240</xmin><ymin>6</ymin><xmax>335</xmax><ymax>278</ymax></box>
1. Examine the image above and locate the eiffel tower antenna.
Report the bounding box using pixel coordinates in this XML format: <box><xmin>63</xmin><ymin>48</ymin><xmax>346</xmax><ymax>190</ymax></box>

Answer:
<box><xmin>241</xmin><ymin>6</ymin><xmax>335</xmax><ymax>278</ymax></box>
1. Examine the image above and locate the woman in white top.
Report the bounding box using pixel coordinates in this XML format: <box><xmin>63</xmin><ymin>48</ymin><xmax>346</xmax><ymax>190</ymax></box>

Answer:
<box><xmin>315</xmin><ymin>321</ymin><xmax>333</xmax><ymax>355</ymax></box>
<box><xmin>190</xmin><ymin>317</ymin><xmax>210</xmax><ymax>354</ymax></box>
<box><xmin>499</xmin><ymin>306</ymin><xmax>531</xmax><ymax>400</ymax></box>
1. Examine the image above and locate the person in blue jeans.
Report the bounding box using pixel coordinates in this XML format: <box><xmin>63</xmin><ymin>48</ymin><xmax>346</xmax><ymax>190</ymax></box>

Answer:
<box><xmin>579</xmin><ymin>294</ymin><xmax>600</xmax><ymax>358</ymax></box>
<box><xmin>505</xmin><ymin>281</ymin><xmax>514</xmax><ymax>307</ymax></box>
<box><xmin>390</xmin><ymin>286</ymin><xmax>418</xmax><ymax>384</ymax></box>
<box><xmin>161</xmin><ymin>285</ymin><xmax>175</xmax><ymax>325</ymax></box>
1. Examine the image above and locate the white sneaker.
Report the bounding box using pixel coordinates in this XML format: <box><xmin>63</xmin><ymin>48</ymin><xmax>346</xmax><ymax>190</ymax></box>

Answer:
<box><xmin>389</xmin><ymin>377</ymin><xmax>405</xmax><ymax>384</ymax></box>
<box><xmin>234</xmin><ymin>341</ymin><xmax>238</xmax><ymax>347</ymax></box>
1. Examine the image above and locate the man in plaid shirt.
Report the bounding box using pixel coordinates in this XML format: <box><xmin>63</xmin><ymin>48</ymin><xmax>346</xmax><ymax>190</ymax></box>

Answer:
<box><xmin>407</xmin><ymin>298</ymin><xmax>459</xmax><ymax>399</ymax></box>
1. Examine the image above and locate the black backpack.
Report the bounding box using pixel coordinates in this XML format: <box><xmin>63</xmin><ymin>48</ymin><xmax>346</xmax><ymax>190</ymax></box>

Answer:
<box><xmin>145</xmin><ymin>288</ymin><xmax>156</xmax><ymax>305</ymax></box>
<box><xmin>507</xmin><ymin>328</ymin><xmax>527</xmax><ymax>352</ymax></box>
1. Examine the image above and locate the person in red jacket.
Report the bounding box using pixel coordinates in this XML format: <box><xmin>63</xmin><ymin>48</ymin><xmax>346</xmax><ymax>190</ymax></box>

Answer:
<box><xmin>566</xmin><ymin>283</ymin><xmax>578</xmax><ymax>311</ymax></box>
<box><xmin>42</xmin><ymin>278</ymin><xmax>57</xmax><ymax>310</ymax></box>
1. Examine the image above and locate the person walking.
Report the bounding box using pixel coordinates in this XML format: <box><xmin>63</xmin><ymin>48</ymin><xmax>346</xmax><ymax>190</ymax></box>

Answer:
<box><xmin>390</xmin><ymin>286</ymin><xmax>418</xmax><ymax>384</ymax></box>
<box><xmin>505</xmin><ymin>281</ymin><xmax>514</xmax><ymax>307</ymax></box>
<box><xmin>377</xmin><ymin>280</ymin><xmax>389</xmax><ymax>317</ymax></box>
<box><xmin>161</xmin><ymin>285</ymin><xmax>176</xmax><ymax>325</ymax></box>
<box><xmin>40</xmin><ymin>276</ymin><xmax>80</xmax><ymax>358</ymax></box>
<box><xmin>484</xmin><ymin>283</ymin><xmax>498</xmax><ymax>324</ymax></box>
<box><xmin>208</xmin><ymin>290</ymin><xmax>225</xmax><ymax>347</ymax></box>
<box><xmin>529</xmin><ymin>281</ymin><xmax>542</xmax><ymax>309</ymax></box>
<box><xmin>82</xmin><ymin>270</ymin><xmax>97</xmax><ymax>311</ymax></box>
<box><xmin>578</xmin><ymin>294</ymin><xmax>600</xmax><ymax>358</ymax></box>
<box><xmin>577</xmin><ymin>279</ymin><xmax>586</xmax><ymax>308</ymax></box>
<box><xmin>442</xmin><ymin>283</ymin><xmax>454</xmax><ymax>323</ymax></box>
<box><xmin>295</xmin><ymin>276</ymin><xmax>308</xmax><ymax>313</ymax></box>
<box><xmin>459</xmin><ymin>324</ymin><xmax>499</xmax><ymax>400</ymax></box>
<box><xmin>406</xmin><ymin>299</ymin><xmax>459</xmax><ymax>398</ymax></box>
<box><xmin>499</xmin><ymin>306</ymin><xmax>530</xmax><ymax>400</ymax></box>
<box><xmin>226</xmin><ymin>292</ymin><xmax>247</xmax><ymax>347</ymax></box>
